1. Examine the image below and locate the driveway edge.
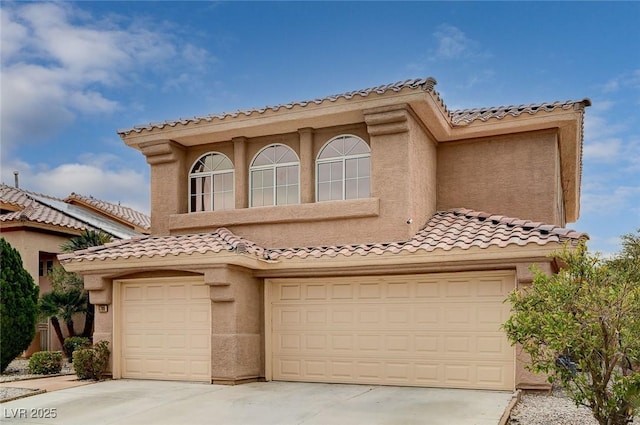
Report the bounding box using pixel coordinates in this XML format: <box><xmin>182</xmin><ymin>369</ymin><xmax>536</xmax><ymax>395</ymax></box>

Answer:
<box><xmin>498</xmin><ymin>390</ymin><xmax>522</xmax><ymax>425</ymax></box>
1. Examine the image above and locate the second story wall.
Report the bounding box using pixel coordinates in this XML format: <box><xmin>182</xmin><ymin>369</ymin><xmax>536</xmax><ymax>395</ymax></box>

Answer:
<box><xmin>145</xmin><ymin>107</ymin><xmax>438</xmax><ymax>248</ymax></box>
<box><xmin>436</xmin><ymin>129</ymin><xmax>563</xmax><ymax>225</ymax></box>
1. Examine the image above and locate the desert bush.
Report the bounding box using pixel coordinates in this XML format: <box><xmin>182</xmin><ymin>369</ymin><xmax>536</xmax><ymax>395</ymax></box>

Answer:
<box><xmin>72</xmin><ymin>341</ymin><xmax>110</xmax><ymax>380</ymax></box>
<box><xmin>28</xmin><ymin>351</ymin><xmax>63</xmax><ymax>375</ymax></box>
<box><xmin>503</xmin><ymin>233</ymin><xmax>640</xmax><ymax>425</ymax></box>
<box><xmin>63</xmin><ymin>336</ymin><xmax>91</xmax><ymax>359</ymax></box>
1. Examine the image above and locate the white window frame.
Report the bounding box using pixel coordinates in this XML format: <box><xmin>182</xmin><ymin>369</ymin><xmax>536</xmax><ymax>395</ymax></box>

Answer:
<box><xmin>249</xmin><ymin>144</ymin><xmax>300</xmax><ymax>207</ymax></box>
<box><xmin>316</xmin><ymin>135</ymin><xmax>371</xmax><ymax>202</ymax></box>
<box><xmin>188</xmin><ymin>152</ymin><xmax>235</xmax><ymax>212</ymax></box>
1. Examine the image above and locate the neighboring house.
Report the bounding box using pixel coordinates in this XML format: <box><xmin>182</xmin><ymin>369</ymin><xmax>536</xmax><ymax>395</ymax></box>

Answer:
<box><xmin>0</xmin><ymin>183</ymin><xmax>150</xmax><ymax>354</ymax></box>
<box><xmin>60</xmin><ymin>77</ymin><xmax>590</xmax><ymax>391</ymax></box>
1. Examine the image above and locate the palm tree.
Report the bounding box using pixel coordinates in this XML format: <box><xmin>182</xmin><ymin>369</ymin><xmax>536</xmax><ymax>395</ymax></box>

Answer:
<box><xmin>59</xmin><ymin>230</ymin><xmax>112</xmax><ymax>338</ymax></box>
<box><xmin>43</xmin><ymin>230</ymin><xmax>113</xmax><ymax>350</ymax></box>
<box><xmin>40</xmin><ymin>290</ymin><xmax>88</xmax><ymax>355</ymax></box>
<box><xmin>60</xmin><ymin>230</ymin><xmax>112</xmax><ymax>253</ymax></box>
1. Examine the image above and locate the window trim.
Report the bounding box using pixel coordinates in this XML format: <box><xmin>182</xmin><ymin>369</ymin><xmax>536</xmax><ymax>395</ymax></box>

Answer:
<box><xmin>188</xmin><ymin>152</ymin><xmax>235</xmax><ymax>212</ymax></box>
<box><xmin>316</xmin><ymin>135</ymin><xmax>371</xmax><ymax>202</ymax></box>
<box><xmin>249</xmin><ymin>144</ymin><xmax>301</xmax><ymax>207</ymax></box>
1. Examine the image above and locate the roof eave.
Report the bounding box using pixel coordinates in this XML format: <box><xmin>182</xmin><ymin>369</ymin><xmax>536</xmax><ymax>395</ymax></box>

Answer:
<box><xmin>0</xmin><ymin>221</ymin><xmax>88</xmax><ymax>237</ymax></box>
<box><xmin>60</xmin><ymin>251</ymin><xmax>268</xmax><ymax>274</ymax></box>
<box><xmin>60</xmin><ymin>241</ymin><xmax>570</xmax><ymax>276</ymax></box>
<box><xmin>119</xmin><ymin>89</ymin><xmax>433</xmax><ymax>149</ymax></box>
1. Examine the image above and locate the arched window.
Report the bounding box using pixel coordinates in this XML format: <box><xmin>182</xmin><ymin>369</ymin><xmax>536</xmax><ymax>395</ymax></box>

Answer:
<box><xmin>317</xmin><ymin>135</ymin><xmax>370</xmax><ymax>201</ymax></box>
<box><xmin>250</xmin><ymin>144</ymin><xmax>300</xmax><ymax>207</ymax></box>
<box><xmin>189</xmin><ymin>152</ymin><xmax>234</xmax><ymax>212</ymax></box>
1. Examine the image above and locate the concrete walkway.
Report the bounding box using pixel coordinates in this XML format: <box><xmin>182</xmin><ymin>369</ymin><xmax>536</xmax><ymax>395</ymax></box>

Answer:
<box><xmin>0</xmin><ymin>379</ymin><xmax>514</xmax><ymax>425</ymax></box>
<box><xmin>0</xmin><ymin>375</ymin><xmax>94</xmax><ymax>393</ymax></box>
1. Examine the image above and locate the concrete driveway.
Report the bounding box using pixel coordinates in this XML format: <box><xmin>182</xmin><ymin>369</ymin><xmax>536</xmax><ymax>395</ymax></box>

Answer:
<box><xmin>0</xmin><ymin>380</ymin><xmax>514</xmax><ymax>425</ymax></box>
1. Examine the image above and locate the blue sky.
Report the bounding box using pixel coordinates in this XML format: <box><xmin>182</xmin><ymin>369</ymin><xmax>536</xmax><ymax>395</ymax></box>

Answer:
<box><xmin>1</xmin><ymin>1</ymin><xmax>638</xmax><ymax>255</ymax></box>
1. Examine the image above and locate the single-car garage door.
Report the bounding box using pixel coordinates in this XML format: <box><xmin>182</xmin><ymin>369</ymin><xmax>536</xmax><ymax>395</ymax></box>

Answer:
<box><xmin>267</xmin><ymin>271</ymin><xmax>515</xmax><ymax>390</ymax></box>
<box><xmin>118</xmin><ymin>277</ymin><xmax>211</xmax><ymax>382</ymax></box>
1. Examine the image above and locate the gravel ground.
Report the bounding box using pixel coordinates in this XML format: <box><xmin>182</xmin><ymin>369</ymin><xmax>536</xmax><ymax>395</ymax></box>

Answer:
<box><xmin>509</xmin><ymin>387</ymin><xmax>639</xmax><ymax>425</ymax></box>
<box><xmin>0</xmin><ymin>358</ymin><xmax>74</xmax><ymax>402</ymax></box>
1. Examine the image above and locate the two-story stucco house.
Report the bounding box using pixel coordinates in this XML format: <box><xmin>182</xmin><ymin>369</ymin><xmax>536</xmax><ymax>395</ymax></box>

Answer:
<box><xmin>60</xmin><ymin>77</ymin><xmax>589</xmax><ymax>391</ymax></box>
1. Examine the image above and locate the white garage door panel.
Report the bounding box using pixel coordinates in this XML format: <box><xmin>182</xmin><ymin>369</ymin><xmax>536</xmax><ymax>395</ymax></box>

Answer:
<box><xmin>120</xmin><ymin>279</ymin><xmax>211</xmax><ymax>382</ymax></box>
<box><xmin>270</xmin><ymin>272</ymin><xmax>515</xmax><ymax>390</ymax></box>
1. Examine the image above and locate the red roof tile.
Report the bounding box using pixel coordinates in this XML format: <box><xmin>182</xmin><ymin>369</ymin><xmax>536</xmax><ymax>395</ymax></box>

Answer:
<box><xmin>451</xmin><ymin>99</ymin><xmax>591</xmax><ymax>127</ymax></box>
<box><xmin>117</xmin><ymin>76</ymin><xmax>589</xmax><ymax>138</ymax></box>
<box><xmin>59</xmin><ymin>208</ymin><xmax>587</xmax><ymax>264</ymax></box>
<box><xmin>0</xmin><ymin>184</ymin><xmax>148</xmax><ymax>238</ymax></box>
<box><xmin>58</xmin><ymin>228</ymin><xmax>266</xmax><ymax>262</ymax></box>
<box><xmin>0</xmin><ymin>184</ymin><xmax>98</xmax><ymax>232</ymax></box>
<box><xmin>118</xmin><ymin>77</ymin><xmax>437</xmax><ymax>136</ymax></box>
<box><xmin>65</xmin><ymin>193</ymin><xmax>150</xmax><ymax>230</ymax></box>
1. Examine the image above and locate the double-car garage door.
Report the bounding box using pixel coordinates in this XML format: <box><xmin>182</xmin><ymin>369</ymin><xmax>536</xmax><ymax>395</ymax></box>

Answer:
<box><xmin>268</xmin><ymin>271</ymin><xmax>515</xmax><ymax>390</ymax></box>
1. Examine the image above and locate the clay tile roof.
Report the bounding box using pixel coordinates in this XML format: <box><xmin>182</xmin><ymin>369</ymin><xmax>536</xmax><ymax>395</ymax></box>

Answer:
<box><xmin>65</xmin><ymin>193</ymin><xmax>150</xmax><ymax>230</ymax></box>
<box><xmin>0</xmin><ymin>184</ymin><xmax>98</xmax><ymax>232</ymax></box>
<box><xmin>117</xmin><ymin>77</ymin><xmax>438</xmax><ymax>137</ymax></box>
<box><xmin>117</xmin><ymin>75</ymin><xmax>590</xmax><ymax>139</ymax></box>
<box><xmin>58</xmin><ymin>228</ymin><xmax>267</xmax><ymax>263</ymax></box>
<box><xmin>451</xmin><ymin>99</ymin><xmax>591</xmax><ymax>127</ymax></box>
<box><xmin>0</xmin><ymin>184</ymin><xmax>148</xmax><ymax>238</ymax></box>
<box><xmin>267</xmin><ymin>208</ymin><xmax>587</xmax><ymax>260</ymax></box>
<box><xmin>59</xmin><ymin>208</ymin><xmax>588</xmax><ymax>265</ymax></box>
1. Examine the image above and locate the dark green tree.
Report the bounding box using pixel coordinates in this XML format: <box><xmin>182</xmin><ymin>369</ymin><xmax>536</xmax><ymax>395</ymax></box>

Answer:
<box><xmin>0</xmin><ymin>238</ymin><xmax>40</xmax><ymax>372</ymax></box>
<box><xmin>503</xmin><ymin>232</ymin><xmax>640</xmax><ymax>425</ymax></box>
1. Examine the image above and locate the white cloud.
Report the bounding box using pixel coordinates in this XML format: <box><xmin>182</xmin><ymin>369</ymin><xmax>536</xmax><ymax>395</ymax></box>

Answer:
<box><xmin>432</xmin><ymin>24</ymin><xmax>489</xmax><ymax>61</ymax></box>
<box><xmin>597</xmin><ymin>69</ymin><xmax>640</xmax><ymax>93</ymax></box>
<box><xmin>581</xmin><ymin>185</ymin><xmax>640</xmax><ymax>215</ymax></box>
<box><xmin>583</xmin><ymin>138</ymin><xmax>621</xmax><ymax>163</ymax></box>
<box><xmin>0</xmin><ymin>2</ymin><xmax>213</xmax><ymax>152</ymax></box>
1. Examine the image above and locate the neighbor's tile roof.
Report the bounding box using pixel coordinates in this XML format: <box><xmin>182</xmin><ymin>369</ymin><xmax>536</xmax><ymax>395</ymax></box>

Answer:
<box><xmin>0</xmin><ymin>184</ymin><xmax>98</xmax><ymax>232</ymax></box>
<box><xmin>59</xmin><ymin>208</ymin><xmax>586</xmax><ymax>264</ymax></box>
<box><xmin>66</xmin><ymin>193</ymin><xmax>150</xmax><ymax>230</ymax></box>
<box><xmin>117</xmin><ymin>76</ymin><xmax>589</xmax><ymax>137</ymax></box>
<box><xmin>58</xmin><ymin>228</ymin><xmax>266</xmax><ymax>262</ymax></box>
<box><xmin>0</xmin><ymin>184</ymin><xmax>148</xmax><ymax>238</ymax></box>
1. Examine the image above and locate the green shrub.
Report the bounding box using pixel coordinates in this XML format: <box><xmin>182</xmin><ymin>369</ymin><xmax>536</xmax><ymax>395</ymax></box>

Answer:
<box><xmin>63</xmin><ymin>336</ymin><xmax>91</xmax><ymax>359</ymax></box>
<box><xmin>28</xmin><ymin>351</ymin><xmax>63</xmax><ymax>375</ymax></box>
<box><xmin>72</xmin><ymin>341</ymin><xmax>110</xmax><ymax>380</ymax></box>
<box><xmin>0</xmin><ymin>238</ymin><xmax>39</xmax><ymax>373</ymax></box>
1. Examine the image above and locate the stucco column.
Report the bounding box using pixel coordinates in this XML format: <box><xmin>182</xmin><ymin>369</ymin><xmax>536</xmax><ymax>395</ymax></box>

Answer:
<box><xmin>84</xmin><ymin>275</ymin><xmax>114</xmax><ymax>374</ymax></box>
<box><xmin>205</xmin><ymin>266</ymin><xmax>263</xmax><ymax>384</ymax></box>
<box><xmin>363</xmin><ymin>105</ymin><xmax>414</xmax><ymax>241</ymax></box>
<box><xmin>139</xmin><ymin>140</ymin><xmax>186</xmax><ymax>235</ymax></box>
<box><xmin>233</xmin><ymin>137</ymin><xmax>248</xmax><ymax>209</ymax></box>
<box><xmin>298</xmin><ymin>128</ymin><xmax>314</xmax><ymax>203</ymax></box>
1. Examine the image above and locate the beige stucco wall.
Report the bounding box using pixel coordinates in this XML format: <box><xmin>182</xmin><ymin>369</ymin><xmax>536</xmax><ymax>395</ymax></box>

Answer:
<box><xmin>437</xmin><ymin>130</ymin><xmax>562</xmax><ymax>225</ymax></box>
<box><xmin>146</xmin><ymin>114</ymin><xmax>438</xmax><ymax>247</ymax></box>
<box><xmin>1</xmin><ymin>230</ymin><xmax>69</xmax><ymax>286</ymax></box>
<box><xmin>406</xmin><ymin>112</ymin><xmax>437</xmax><ymax>229</ymax></box>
